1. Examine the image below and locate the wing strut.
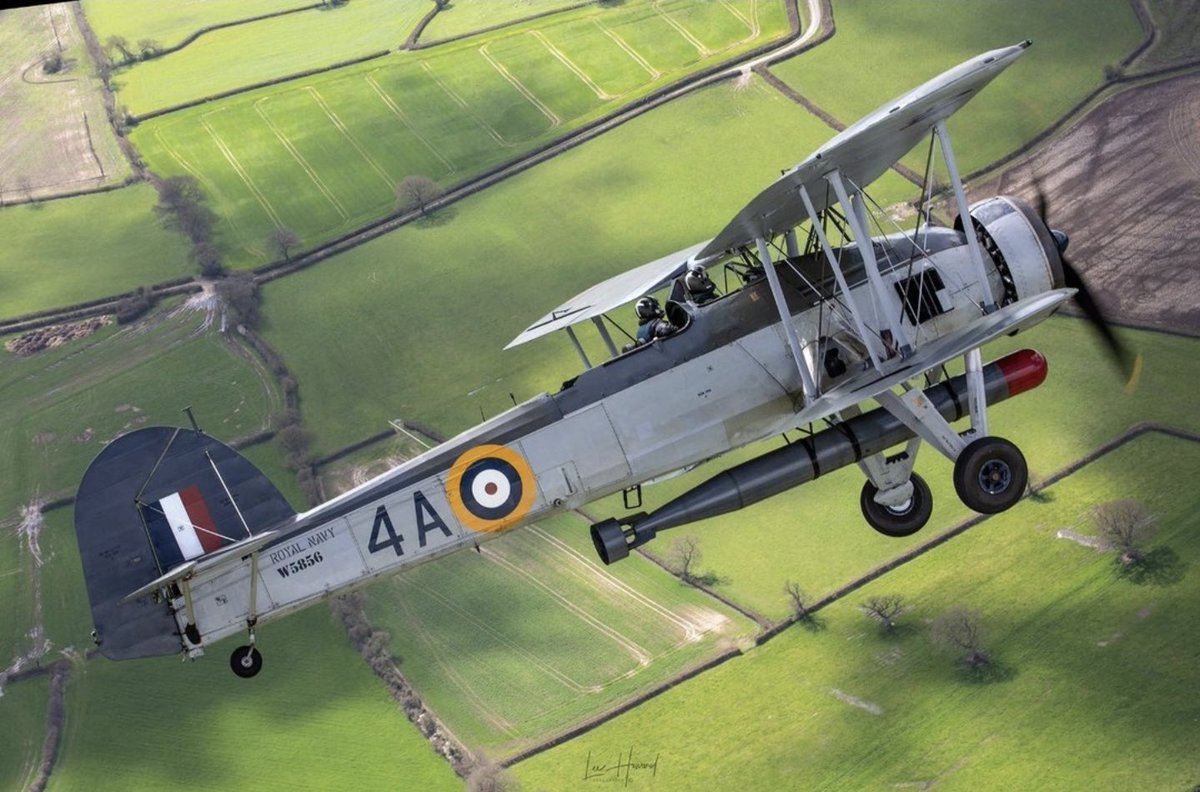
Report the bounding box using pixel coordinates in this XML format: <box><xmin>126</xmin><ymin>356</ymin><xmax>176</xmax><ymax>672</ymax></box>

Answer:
<box><xmin>798</xmin><ymin>184</ymin><xmax>884</xmax><ymax>371</ymax></box>
<box><xmin>592</xmin><ymin>316</ymin><xmax>619</xmax><ymax>357</ymax></box>
<box><xmin>934</xmin><ymin>120</ymin><xmax>996</xmax><ymax>313</ymax></box>
<box><xmin>826</xmin><ymin>170</ymin><xmax>913</xmax><ymax>357</ymax></box>
<box><xmin>754</xmin><ymin>235</ymin><xmax>817</xmax><ymax>401</ymax></box>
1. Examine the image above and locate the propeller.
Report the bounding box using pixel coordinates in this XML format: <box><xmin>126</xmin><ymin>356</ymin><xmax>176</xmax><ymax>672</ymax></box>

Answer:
<box><xmin>1029</xmin><ymin>179</ymin><xmax>1143</xmax><ymax>393</ymax></box>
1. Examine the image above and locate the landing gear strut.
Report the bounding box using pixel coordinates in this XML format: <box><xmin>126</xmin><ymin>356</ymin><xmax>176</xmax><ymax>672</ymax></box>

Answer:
<box><xmin>860</xmin><ymin>472</ymin><xmax>933</xmax><ymax>537</ymax></box>
<box><xmin>952</xmin><ymin>436</ymin><xmax>1027</xmax><ymax>514</ymax></box>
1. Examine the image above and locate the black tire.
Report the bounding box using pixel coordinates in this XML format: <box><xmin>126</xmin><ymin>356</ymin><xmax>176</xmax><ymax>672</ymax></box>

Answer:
<box><xmin>230</xmin><ymin>645</ymin><xmax>263</xmax><ymax>678</ymax></box>
<box><xmin>952</xmin><ymin>436</ymin><xmax>1028</xmax><ymax>514</ymax></box>
<box><xmin>860</xmin><ymin>472</ymin><xmax>933</xmax><ymax>537</ymax></box>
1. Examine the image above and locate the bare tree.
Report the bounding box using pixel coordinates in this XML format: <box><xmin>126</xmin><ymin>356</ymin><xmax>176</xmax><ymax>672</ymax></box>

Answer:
<box><xmin>466</xmin><ymin>755</ymin><xmax>520</xmax><ymax>792</ymax></box>
<box><xmin>189</xmin><ymin>241</ymin><xmax>225</xmax><ymax>278</ymax></box>
<box><xmin>1093</xmin><ymin>499</ymin><xmax>1157</xmax><ymax>565</ymax></box>
<box><xmin>396</xmin><ymin>175</ymin><xmax>444</xmax><ymax>216</ymax></box>
<box><xmin>930</xmin><ymin>606</ymin><xmax>989</xmax><ymax>669</ymax></box>
<box><xmin>668</xmin><ymin>535</ymin><xmax>702</xmax><ymax>583</ymax></box>
<box><xmin>216</xmin><ymin>272</ymin><xmax>260</xmax><ymax>329</ymax></box>
<box><xmin>18</xmin><ymin>176</ymin><xmax>35</xmax><ymax>203</ymax></box>
<box><xmin>105</xmin><ymin>35</ymin><xmax>135</xmax><ymax>65</ymax></box>
<box><xmin>784</xmin><ymin>580</ymin><xmax>811</xmax><ymax>621</ymax></box>
<box><xmin>860</xmin><ymin>594</ymin><xmax>906</xmax><ymax>634</ymax></box>
<box><xmin>268</xmin><ymin>226</ymin><xmax>302</xmax><ymax>261</ymax></box>
<box><xmin>154</xmin><ymin>175</ymin><xmax>217</xmax><ymax>244</ymax></box>
<box><xmin>136</xmin><ymin>38</ymin><xmax>161</xmax><ymax>59</ymax></box>
<box><xmin>42</xmin><ymin>50</ymin><xmax>65</xmax><ymax>74</ymax></box>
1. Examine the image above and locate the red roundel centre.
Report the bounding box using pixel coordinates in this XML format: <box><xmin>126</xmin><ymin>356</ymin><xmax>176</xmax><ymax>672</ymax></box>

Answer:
<box><xmin>484</xmin><ymin>482</ymin><xmax>499</xmax><ymax>496</ymax></box>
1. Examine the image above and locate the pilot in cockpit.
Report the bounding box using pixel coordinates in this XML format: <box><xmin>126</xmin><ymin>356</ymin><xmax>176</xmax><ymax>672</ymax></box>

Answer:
<box><xmin>634</xmin><ymin>296</ymin><xmax>677</xmax><ymax>345</ymax></box>
<box><xmin>683</xmin><ymin>264</ymin><xmax>717</xmax><ymax>305</ymax></box>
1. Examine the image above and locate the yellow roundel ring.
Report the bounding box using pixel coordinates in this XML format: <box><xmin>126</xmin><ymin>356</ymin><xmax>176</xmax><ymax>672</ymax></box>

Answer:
<box><xmin>446</xmin><ymin>444</ymin><xmax>537</xmax><ymax>533</ymax></box>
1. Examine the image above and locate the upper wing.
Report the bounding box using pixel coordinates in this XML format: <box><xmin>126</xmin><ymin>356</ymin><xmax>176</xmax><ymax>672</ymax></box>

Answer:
<box><xmin>697</xmin><ymin>41</ymin><xmax>1031</xmax><ymax>260</ymax></box>
<box><xmin>505</xmin><ymin>239</ymin><xmax>711</xmax><ymax>349</ymax></box>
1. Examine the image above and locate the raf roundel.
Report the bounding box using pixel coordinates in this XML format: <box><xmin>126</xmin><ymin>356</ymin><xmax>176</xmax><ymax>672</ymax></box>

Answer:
<box><xmin>446</xmin><ymin>445</ymin><xmax>537</xmax><ymax>533</ymax></box>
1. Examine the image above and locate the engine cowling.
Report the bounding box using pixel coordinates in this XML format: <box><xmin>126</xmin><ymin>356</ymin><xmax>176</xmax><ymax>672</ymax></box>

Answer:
<box><xmin>960</xmin><ymin>196</ymin><xmax>1067</xmax><ymax>307</ymax></box>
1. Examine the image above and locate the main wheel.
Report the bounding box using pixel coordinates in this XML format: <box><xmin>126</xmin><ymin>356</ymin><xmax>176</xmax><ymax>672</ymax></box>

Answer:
<box><xmin>952</xmin><ymin>436</ymin><xmax>1028</xmax><ymax>514</ymax></box>
<box><xmin>230</xmin><ymin>645</ymin><xmax>263</xmax><ymax>678</ymax></box>
<box><xmin>860</xmin><ymin>473</ymin><xmax>933</xmax><ymax>537</ymax></box>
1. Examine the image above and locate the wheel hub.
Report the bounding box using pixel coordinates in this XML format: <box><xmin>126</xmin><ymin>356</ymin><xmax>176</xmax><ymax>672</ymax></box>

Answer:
<box><xmin>978</xmin><ymin>459</ymin><xmax>1012</xmax><ymax>495</ymax></box>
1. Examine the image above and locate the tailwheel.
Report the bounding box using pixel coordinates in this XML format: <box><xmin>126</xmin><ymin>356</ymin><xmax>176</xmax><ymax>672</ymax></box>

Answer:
<box><xmin>230</xmin><ymin>645</ymin><xmax>263</xmax><ymax>678</ymax></box>
<box><xmin>860</xmin><ymin>473</ymin><xmax>932</xmax><ymax>538</ymax></box>
<box><xmin>952</xmin><ymin>436</ymin><xmax>1028</xmax><ymax>514</ymax></box>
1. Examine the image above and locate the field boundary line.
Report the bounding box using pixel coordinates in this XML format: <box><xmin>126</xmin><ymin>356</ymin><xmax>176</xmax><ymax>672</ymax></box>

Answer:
<box><xmin>402</xmin><ymin>575</ymin><xmax>597</xmax><ymax>694</ymax></box>
<box><xmin>124</xmin><ymin>2</ymin><xmax>321</xmax><ymax>60</ymax></box>
<box><xmin>304</xmin><ymin>86</ymin><xmax>396</xmax><ymax>189</ymax></box>
<box><xmin>653</xmin><ymin>2</ymin><xmax>712</xmax><ymax>57</ymax></box>
<box><xmin>479</xmin><ymin>43</ymin><xmax>563</xmax><ymax>127</ymax></box>
<box><xmin>395</xmin><ymin>588</ymin><xmax>521</xmax><ymax>737</ymax></box>
<box><xmin>724</xmin><ymin>0</ymin><xmax>760</xmax><ymax>38</ymax></box>
<box><xmin>364</xmin><ymin>71</ymin><xmax>457</xmax><ymax>175</ymax></box>
<box><xmin>420</xmin><ymin>61</ymin><xmax>509</xmax><ymax>146</ymax></box>
<box><xmin>591</xmin><ymin>19</ymin><xmax>660</xmax><ymax>80</ymax></box>
<box><xmin>151</xmin><ymin>126</ymin><xmax>252</xmax><ymax>242</ymax></box>
<box><xmin>483</xmin><ymin>544</ymin><xmax>651</xmax><ymax>666</ymax></box>
<box><xmin>199</xmin><ymin>113</ymin><xmax>283</xmax><ymax>227</ymax></box>
<box><xmin>252</xmin><ymin>98</ymin><xmax>349</xmax><ymax>220</ymax></box>
<box><xmin>411</xmin><ymin>0</ymin><xmax>596</xmax><ymax>51</ymax></box>
<box><xmin>529</xmin><ymin>30</ymin><xmax>613</xmax><ymax>100</ymax></box>
<box><xmin>527</xmin><ymin>525</ymin><xmax>707</xmax><ymax>639</ymax></box>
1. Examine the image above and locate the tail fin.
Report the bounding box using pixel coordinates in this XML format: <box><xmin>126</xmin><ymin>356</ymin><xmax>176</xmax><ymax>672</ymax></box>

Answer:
<box><xmin>74</xmin><ymin>426</ymin><xmax>295</xmax><ymax>660</ymax></box>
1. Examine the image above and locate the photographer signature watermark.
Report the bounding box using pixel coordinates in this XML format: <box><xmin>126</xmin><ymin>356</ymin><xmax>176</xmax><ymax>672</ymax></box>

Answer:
<box><xmin>583</xmin><ymin>747</ymin><xmax>660</xmax><ymax>786</ymax></box>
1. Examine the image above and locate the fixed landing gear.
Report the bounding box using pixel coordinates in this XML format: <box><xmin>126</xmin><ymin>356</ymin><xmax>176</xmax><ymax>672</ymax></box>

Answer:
<box><xmin>860</xmin><ymin>472</ymin><xmax>933</xmax><ymax>537</ymax></box>
<box><xmin>230</xmin><ymin>645</ymin><xmax>263</xmax><ymax>678</ymax></box>
<box><xmin>952</xmin><ymin>436</ymin><xmax>1028</xmax><ymax>514</ymax></box>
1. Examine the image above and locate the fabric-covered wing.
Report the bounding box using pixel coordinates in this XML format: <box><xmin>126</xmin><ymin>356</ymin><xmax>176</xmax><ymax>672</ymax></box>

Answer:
<box><xmin>697</xmin><ymin>41</ymin><xmax>1031</xmax><ymax>260</ymax></box>
<box><xmin>506</xmin><ymin>239</ymin><xmax>711</xmax><ymax>349</ymax></box>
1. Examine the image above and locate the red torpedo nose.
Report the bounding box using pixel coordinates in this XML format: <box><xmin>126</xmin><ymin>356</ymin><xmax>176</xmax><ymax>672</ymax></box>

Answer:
<box><xmin>995</xmin><ymin>349</ymin><xmax>1048</xmax><ymax>398</ymax></box>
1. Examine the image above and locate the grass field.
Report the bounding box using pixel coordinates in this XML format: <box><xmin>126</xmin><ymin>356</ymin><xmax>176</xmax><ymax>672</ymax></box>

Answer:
<box><xmin>258</xmin><ymin>75</ymin><xmax>913</xmax><ymax>454</ymax></box>
<box><xmin>46</xmin><ymin>607</ymin><xmax>460</xmax><ymax>792</ymax></box>
<box><xmin>514</xmin><ymin>433</ymin><xmax>1200</xmax><ymax>789</ymax></box>
<box><xmin>0</xmin><ymin>185</ymin><xmax>191</xmax><ymax>318</ymax></box>
<box><xmin>0</xmin><ymin>4</ymin><xmax>128</xmax><ymax>199</ymax></box>
<box><xmin>367</xmin><ymin>512</ymin><xmax>756</xmax><ymax>754</ymax></box>
<box><xmin>129</xmin><ymin>0</ymin><xmax>791</xmax><ymax>267</ymax></box>
<box><xmin>0</xmin><ymin>675</ymin><xmax>48</xmax><ymax>791</ymax></box>
<box><xmin>0</xmin><ymin>306</ymin><xmax>281</xmax><ymax>521</ymax></box>
<box><xmin>422</xmin><ymin>0</ymin><xmax>589</xmax><ymax>41</ymax></box>
<box><xmin>109</xmin><ymin>0</ymin><xmax>431</xmax><ymax>115</ymax></box>
<box><xmin>769</xmin><ymin>0</ymin><xmax>1144</xmax><ymax>176</ymax></box>
<box><xmin>81</xmin><ymin>0</ymin><xmax>309</xmax><ymax>50</ymax></box>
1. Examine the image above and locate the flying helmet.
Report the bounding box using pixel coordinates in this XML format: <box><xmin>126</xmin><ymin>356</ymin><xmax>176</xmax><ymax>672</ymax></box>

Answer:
<box><xmin>635</xmin><ymin>296</ymin><xmax>663</xmax><ymax>320</ymax></box>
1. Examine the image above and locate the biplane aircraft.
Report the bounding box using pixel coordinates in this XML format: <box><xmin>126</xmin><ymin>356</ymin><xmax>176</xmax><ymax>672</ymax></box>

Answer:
<box><xmin>75</xmin><ymin>41</ymin><xmax>1135</xmax><ymax>677</ymax></box>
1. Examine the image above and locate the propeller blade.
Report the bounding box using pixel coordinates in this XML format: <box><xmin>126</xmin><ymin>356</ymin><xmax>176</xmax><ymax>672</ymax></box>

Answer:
<box><xmin>1028</xmin><ymin>173</ymin><xmax>1140</xmax><ymax>391</ymax></box>
<box><xmin>1059</xmin><ymin>254</ymin><xmax>1142</xmax><ymax>391</ymax></box>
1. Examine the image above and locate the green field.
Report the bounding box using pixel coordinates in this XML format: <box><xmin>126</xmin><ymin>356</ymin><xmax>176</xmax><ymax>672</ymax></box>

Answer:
<box><xmin>47</xmin><ymin>607</ymin><xmax>460</xmax><ymax>792</ymax></box>
<box><xmin>0</xmin><ymin>186</ymin><xmax>191</xmax><ymax>318</ymax></box>
<box><xmin>369</xmin><ymin>513</ymin><xmax>756</xmax><ymax>754</ymax></box>
<box><xmin>81</xmin><ymin>0</ymin><xmax>308</xmax><ymax>50</ymax></box>
<box><xmin>129</xmin><ymin>0</ymin><xmax>791</xmax><ymax>267</ymax></box>
<box><xmin>0</xmin><ymin>675</ymin><xmax>49</xmax><ymax>791</ymax></box>
<box><xmin>109</xmin><ymin>0</ymin><xmax>431</xmax><ymax>115</ymax></box>
<box><xmin>422</xmin><ymin>0</ymin><xmax>589</xmax><ymax>41</ymax></box>
<box><xmin>259</xmin><ymin>75</ymin><xmax>913</xmax><ymax>455</ymax></box>
<box><xmin>769</xmin><ymin>0</ymin><xmax>1144</xmax><ymax>176</ymax></box>
<box><xmin>515</xmin><ymin>434</ymin><xmax>1200</xmax><ymax>789</ymax></box>
<box><xmin>0</xmin><ymin>307</ymin><xmax>281</xmax><ymax>520</ymax></box>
